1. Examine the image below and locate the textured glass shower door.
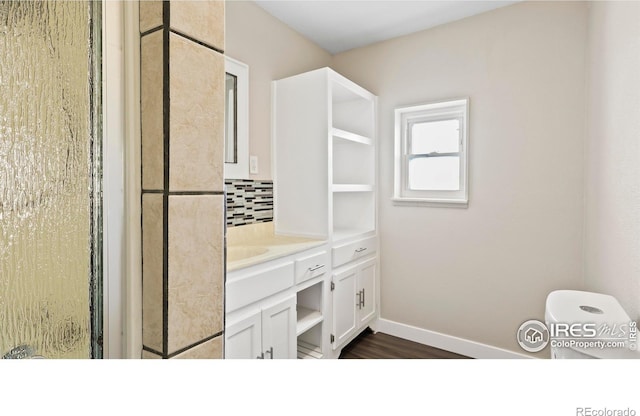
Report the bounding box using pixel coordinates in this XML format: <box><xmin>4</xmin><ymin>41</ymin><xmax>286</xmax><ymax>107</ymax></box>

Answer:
<box><xmin>0</xmin><ymin>0</ymin><xmax>102</xmax><ymax>358</ymax></box>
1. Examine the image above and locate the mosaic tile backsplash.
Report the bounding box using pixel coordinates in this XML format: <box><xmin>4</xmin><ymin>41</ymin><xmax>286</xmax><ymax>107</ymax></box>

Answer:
<box><xmin>225</xmin><ymin>179</ymin><xmax>273</xmax><ymax>227</ymax></box>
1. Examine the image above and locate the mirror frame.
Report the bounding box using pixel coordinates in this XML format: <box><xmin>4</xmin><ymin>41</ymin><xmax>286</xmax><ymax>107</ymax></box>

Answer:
<box><xmin>224</xmin><ymin>56</ymin><xmax>249</xmax><ymax>179</ymax></box>
<box><xmin>224</xmin><ymin>71</ymin><xmax>238</xmax><ymax>164</ymax></box>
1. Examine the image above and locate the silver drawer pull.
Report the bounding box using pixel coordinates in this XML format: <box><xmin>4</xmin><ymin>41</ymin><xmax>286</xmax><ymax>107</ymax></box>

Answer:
<box><xmin>265</xmin><ymin>346</ymin><xmax>274</xmax><ymax>359</ymax></box>
<box><xmin>355</xmin><ymin>247</ymin><xmax>367</xmax><ymax>253</ymax></box>
<box><xmin>356</xmin><ymin>291</ymin><xmax>362</xmax><ymax>309</ymax></box>
<box><xmin>308</xmin><ymin>264</ymin><xmax>325</xmax><ymax>272</ymax></box>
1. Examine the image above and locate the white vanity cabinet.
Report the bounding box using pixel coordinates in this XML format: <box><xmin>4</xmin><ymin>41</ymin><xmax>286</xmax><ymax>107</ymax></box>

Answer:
<box><xmin>225</xmin><ymin>296</ymin><xmax>296</xmax><ymax>359</ymax></box>
<box><xmin>331</xmin><ymin>251</ymin><xmax>377</xmax><ymax>350</ymax></box>
<box><xmin>225</xmin><ymin>311</ymin><xmax>262</xmax><ymax>359</ymax></box>
<box><xmin>225</xmin><ymin>245</ymin><xmax>329</xmax><ymax>359</ymax></box>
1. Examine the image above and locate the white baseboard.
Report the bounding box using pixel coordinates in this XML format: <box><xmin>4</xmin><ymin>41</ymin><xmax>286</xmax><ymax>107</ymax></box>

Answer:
<box><xmin>375</xmin><ymin>318</ymin><xmax>533</xmax><ymax>359</ymax></box>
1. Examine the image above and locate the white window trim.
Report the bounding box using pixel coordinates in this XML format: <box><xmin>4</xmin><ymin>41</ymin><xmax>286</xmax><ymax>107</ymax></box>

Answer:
<box><xmin>393</xmin><ymin>98</ymin><xmax>469</xmax><ymax>208</ymax></box>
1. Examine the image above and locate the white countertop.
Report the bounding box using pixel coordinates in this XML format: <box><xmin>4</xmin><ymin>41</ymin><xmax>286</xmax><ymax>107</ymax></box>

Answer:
<box><xmin>226</xmin><ymin>222</ymin><xmax>326</xmax><ymax>271</ymax></box>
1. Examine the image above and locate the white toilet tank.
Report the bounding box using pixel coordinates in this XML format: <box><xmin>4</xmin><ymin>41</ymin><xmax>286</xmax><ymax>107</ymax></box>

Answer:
<box><xmin>545</xmin><ymin>290</ymin><xmax>638</xmax><ymax>359</ymax></box>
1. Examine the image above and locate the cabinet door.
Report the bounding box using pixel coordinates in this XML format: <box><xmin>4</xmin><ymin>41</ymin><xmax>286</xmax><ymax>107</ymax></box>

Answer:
<box><xmin>225</xmin><ymin>312</ymin><xmax>262</xmax><ymax>359</ymax></box>
<box><xmin>357</xmin><ymin>258</ymin><xmax>376</xmax><ymax>326</ymax></box>
<box><xmin>332</xmin><ymin>265</ymin><xmax>358</xmax><ymax>349</ymax></box>
<box><xmin>261</xmin><ymin>295</ymin><xmax>297</xmax><ymax>359</ymax></box>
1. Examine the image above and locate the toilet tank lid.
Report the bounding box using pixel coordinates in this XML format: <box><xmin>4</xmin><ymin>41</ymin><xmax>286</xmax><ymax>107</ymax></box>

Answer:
<box><xmin>545</xmin><ymin>290</ymin><xmax>631</xmax><ymax>325</ymax></box>
<box><xmin>545</xmin><ymin>290</ymin><xmax>638</xmax><ymax>358</ymax></box>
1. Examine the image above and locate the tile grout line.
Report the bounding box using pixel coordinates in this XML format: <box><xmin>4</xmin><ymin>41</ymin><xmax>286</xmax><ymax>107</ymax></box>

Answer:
<box><xmin>161</xmin><ymin>0</ymin><xmax>170</xmax><ymax>359</ymax></box>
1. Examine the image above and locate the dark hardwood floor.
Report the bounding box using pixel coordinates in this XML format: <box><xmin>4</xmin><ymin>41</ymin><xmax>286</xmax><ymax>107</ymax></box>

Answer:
<box><xmin>339</xmin><ymin>328</ymin><xmax>470</xmax><ymax>359</ymax></box>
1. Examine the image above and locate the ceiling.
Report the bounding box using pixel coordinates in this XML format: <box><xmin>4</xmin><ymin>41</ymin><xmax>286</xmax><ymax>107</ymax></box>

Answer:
<box><xmin>253</xmin><ymin>1</ymin><xmax>520</xmax><ymax>55</ymax></box>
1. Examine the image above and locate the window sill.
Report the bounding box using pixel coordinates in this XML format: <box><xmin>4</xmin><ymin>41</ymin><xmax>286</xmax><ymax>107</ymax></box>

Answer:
<box><xmin>391</xmin><ymin>197</ymin><xmax>468</xmax><ymax>209</ymax></box>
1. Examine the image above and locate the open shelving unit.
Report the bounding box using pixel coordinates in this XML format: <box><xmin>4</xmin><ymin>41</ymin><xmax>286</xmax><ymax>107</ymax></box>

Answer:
<box><xmin>330</xmin><ymin>74</ymin><xmax>376</xmax><ymax>243</ymax></box>
<box><xmin>295</xmin><ymin>281</ymin><xmax>324</xmax><ymax>359</ymax></box>
<box><xmin>273</xmin><ymin>67</ymin><xmax>377</xmax><ymax>243</ymax></box>
<box><xmin>296</xmin><ymin>305</ymin><xmax>323</xmax><ymax>336</ymax></box>
<box><xmin>273</xmin><ymin>68</ymin><xmax>378</xmax><ymax>358</ymax></box>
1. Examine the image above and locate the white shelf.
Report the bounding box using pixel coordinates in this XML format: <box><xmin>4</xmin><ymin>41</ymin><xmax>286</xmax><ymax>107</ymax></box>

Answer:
<box><xmin>332</xmin><ymin>127</ymin><xmax>372</xmax><ymax>146</ymax></box>
<box><xmin>297</xmin><ymin>340</ymin><xmax>323</xmax><ymax>359</ymax></box>
<box><xmin>296</xmin><ymin>305</ymin><xmax>323</xmax><ymax>336</ymax></box>
<box><xmin>332</xmin><ymin>184</ymin><xmax>373</xmax><ymax>193</ymax></box>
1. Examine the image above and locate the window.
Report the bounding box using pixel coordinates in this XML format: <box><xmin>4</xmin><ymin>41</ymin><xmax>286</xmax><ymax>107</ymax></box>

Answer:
<box><xmin>393</xmin><ymin>98</ymin><xmax>469</xmax><ymax>207</ymax></box>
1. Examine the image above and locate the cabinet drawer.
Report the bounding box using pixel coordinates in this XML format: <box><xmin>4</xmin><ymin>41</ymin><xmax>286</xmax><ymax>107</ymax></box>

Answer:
<box><xmin>227</xmin><ymin>262</ymin><xmax>294</xmax><ymax>312</ymax></box>
<box><xmin>295</xmin><ymin>250</ymin><xmax>329</xmax><ymax>284</ymax></box>
<box><xmin>332</xmin><ymin>236</ymin><xmax>377</xmax><ymax>268</ymax></box>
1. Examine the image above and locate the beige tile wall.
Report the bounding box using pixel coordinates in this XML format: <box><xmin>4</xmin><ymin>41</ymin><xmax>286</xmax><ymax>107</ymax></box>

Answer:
<box><xmin>167</xmin><ymin>195</ymin><xmax>224</xmax><ymax>354</ymax></box>
<box><xmin>140</xmin><ymin>0</ymin><xmax>225</xmax><ymax>359</ymax></box>
<box><xmin>169</xmin><ymin>33</ymin><xmax>224</xmax><ymax>192</ymax></box>
<box><xmin>170</xmin><ymin>1</ymin><xmax>224</xmax><ymax>51</ymax></box>
<box><xmin>140</xmin><ymin>30</ymin><xmax>163</xmax><ymax>191</ymax></box>
<box><xmin>139</xmin><ymin>1</ymin><xmax>163</xmax><ymax>34</ymax></box>
<box><xmin>172</xmin><ymin>337</ymin><xmax>223</xmax><ymax>359</ymax></box>
<box><xmin>141</xmin><ymin>193</ymin><xmax>163</xmax><ymax>352</ymax></box>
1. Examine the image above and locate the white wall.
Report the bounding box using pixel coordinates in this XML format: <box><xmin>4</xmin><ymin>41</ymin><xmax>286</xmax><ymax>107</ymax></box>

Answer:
<box><xmin>332</xmin><ymin>1</ymin><xmax>588</xmax><ymax>355</ymax></box>
<box><xmin>584</xmin><ymin>1</ymin><xmax>640</xmax><ymax>321</ymax></box>
<box><xmin>225</xmin><ymin>1</ymin><xmax>332</xmax><ymax>180</ymax></box>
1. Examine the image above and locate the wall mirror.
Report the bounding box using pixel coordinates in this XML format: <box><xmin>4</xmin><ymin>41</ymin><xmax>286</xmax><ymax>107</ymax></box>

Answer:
<box><xmin>224</xmin><ymin>56</ymin><xmax>249</xmax><ymax>179</ymax></box>
<box><xmin>225</xmin><ymin>72</ymin><xmax>237</xmax><ymax>164</ymax></box>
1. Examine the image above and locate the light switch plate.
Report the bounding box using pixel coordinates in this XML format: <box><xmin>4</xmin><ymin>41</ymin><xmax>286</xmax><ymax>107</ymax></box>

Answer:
<box><xmin>249</xmin><ymin>155</ymin><xmax>258</xmax><ymax>174</ymax></box>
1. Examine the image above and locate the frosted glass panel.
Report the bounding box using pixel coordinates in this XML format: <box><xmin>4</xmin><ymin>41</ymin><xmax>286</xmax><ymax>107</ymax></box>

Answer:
<box><xmin>411</xmin><ymin>119</ymin><xmax>460</xmax><ymax>154</ymax></box>
<box><xmin>0</xmin><ymin>1</ymin><xmax>97</xmax><ymax>358</ymax></box>
<box><xmin>409</xmin><ymin>157</ymin><xmax>460</xmax><ymax>191</ymax></box>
